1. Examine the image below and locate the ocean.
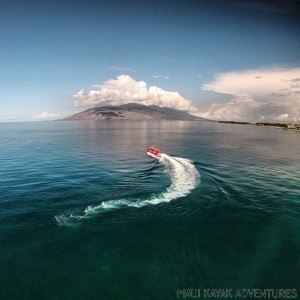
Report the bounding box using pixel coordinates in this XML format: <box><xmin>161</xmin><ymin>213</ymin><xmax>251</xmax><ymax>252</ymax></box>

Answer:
<box><xmin>0</xmin><ymin>121</ymin><xmax>299</xmax><ymax>299</ymax></box>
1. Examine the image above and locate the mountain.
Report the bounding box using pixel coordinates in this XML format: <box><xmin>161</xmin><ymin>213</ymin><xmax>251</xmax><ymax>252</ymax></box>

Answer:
<box><xmin>62</xmin><ymin>103</ymin><xmax>208</xmax><ymax>121</ymax></box>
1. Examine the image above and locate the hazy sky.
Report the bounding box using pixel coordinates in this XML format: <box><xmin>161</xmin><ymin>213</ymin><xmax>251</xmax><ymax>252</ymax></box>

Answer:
<box><xmin>1</xmin><ymin>0</ymin><xmax>300</xmax><ymax>122</ymax></box>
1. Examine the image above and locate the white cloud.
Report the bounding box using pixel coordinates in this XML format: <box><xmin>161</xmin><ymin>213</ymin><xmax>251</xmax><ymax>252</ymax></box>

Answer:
<box><xmin>159</xmin><ymin>56</ymin><xmax>176</xmax><ymax>62</ymax></box>
<box><xmin>151</xmin><ymin>74</ymin><xmax>170</xmax><ymax>80</ymax></box>
<box><xmin>73</xmin><ymin>75</ymin><xmax>194</xmax><ymax>111</ymax></box>
<box><xmin>110</xmin><ymin>66</ymin><xmax>134</xmax><ymax>72</ymax></box>
<box><xmin>197</xmin><ymin>68</ymin><xmax>300</xmax><ymax>122</ymax></box>
<box><xmin>32</xmin><ymin>111</ymin><xmax>59</xmax><ymax>120</ymax></box>
<box><xmin>0</xmin><ymin>115</ymin><xmax>16</xmax><ymax>120</ymax></box>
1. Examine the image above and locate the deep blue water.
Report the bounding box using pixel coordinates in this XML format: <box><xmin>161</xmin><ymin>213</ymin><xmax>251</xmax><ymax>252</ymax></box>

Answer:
<box><xmin>0</xmin><ymin>121</ymin><xmax>299</xmax><ymax>299</ymax></box>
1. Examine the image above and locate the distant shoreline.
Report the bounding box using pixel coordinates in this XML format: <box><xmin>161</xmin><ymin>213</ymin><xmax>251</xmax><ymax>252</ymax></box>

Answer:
<box><xmin>218</xmin><ymin>121</ymin><xmax>300</xmax><ymax>132</ymax></box>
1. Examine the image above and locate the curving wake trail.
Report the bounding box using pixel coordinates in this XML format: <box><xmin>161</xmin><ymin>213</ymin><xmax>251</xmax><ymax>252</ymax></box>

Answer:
<box><xmin>55</xmin><ymin>153</ymin><xmax>200</xmax><ymax>226</ymax></box>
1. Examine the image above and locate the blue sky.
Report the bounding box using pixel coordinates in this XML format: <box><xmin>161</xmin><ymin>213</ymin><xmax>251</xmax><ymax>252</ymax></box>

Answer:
<box><xmin>0</xmin><ymin>0</ymin><xmax>300</xmax><ymax>121</ymax></box>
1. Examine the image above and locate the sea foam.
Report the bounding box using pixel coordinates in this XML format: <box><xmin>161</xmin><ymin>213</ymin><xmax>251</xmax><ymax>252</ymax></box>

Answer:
<box><xmin>55</xmin><ymin>153</ymin><xmax>200</xmax><ymax>226</ymax></box>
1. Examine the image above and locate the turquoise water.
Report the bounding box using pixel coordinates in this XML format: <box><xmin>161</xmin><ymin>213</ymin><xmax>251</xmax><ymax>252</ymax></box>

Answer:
<box><xmin>0</xmin><ymin>121</ymin><xmax>299</xmax><ymax>299</ymax></box>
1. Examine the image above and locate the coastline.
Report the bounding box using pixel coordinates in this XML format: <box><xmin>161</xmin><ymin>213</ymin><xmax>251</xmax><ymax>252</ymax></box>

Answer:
<box><xmin>218</xmin><ymin>121</ymin><xmax>300</xmax><ymax>132</ymax></box>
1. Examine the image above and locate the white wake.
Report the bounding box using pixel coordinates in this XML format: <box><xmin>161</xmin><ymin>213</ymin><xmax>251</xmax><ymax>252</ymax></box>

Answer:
<box><xmin>55</xmin><ymin>153</ymin><xmax>200</xmax><ymax>226</ymax></box>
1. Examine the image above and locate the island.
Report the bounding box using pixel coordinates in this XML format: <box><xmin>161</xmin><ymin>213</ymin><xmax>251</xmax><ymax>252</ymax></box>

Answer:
<box><xmin>62</xmin><ymin>103</ymin><xmax>208</xmax><ymax>121</ymax></box>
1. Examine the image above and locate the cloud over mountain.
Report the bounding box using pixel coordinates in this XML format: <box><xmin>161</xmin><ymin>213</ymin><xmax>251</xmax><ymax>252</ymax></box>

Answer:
<box><xmin>198</xmin><ymin>68</ymin><xmax>300</xmax><ymax>122</ymax></box>
<box><xmin>73</xmin><ymin>75</ymin><xmax>194</xmax><ymax>112</ymax></box>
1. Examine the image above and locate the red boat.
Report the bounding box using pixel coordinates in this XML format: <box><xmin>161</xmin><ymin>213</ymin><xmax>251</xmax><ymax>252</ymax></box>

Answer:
<box><xmin>146</xmin><ymin>146</ymin><xmax>162</xmax><ymax>158</ymax></box>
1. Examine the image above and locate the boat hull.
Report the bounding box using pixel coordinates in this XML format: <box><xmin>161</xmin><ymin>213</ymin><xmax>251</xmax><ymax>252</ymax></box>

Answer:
<box><xmin>147</xmin><ymin>151</ymin><xmax>161</xmax><ymax>159</ymax></box>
